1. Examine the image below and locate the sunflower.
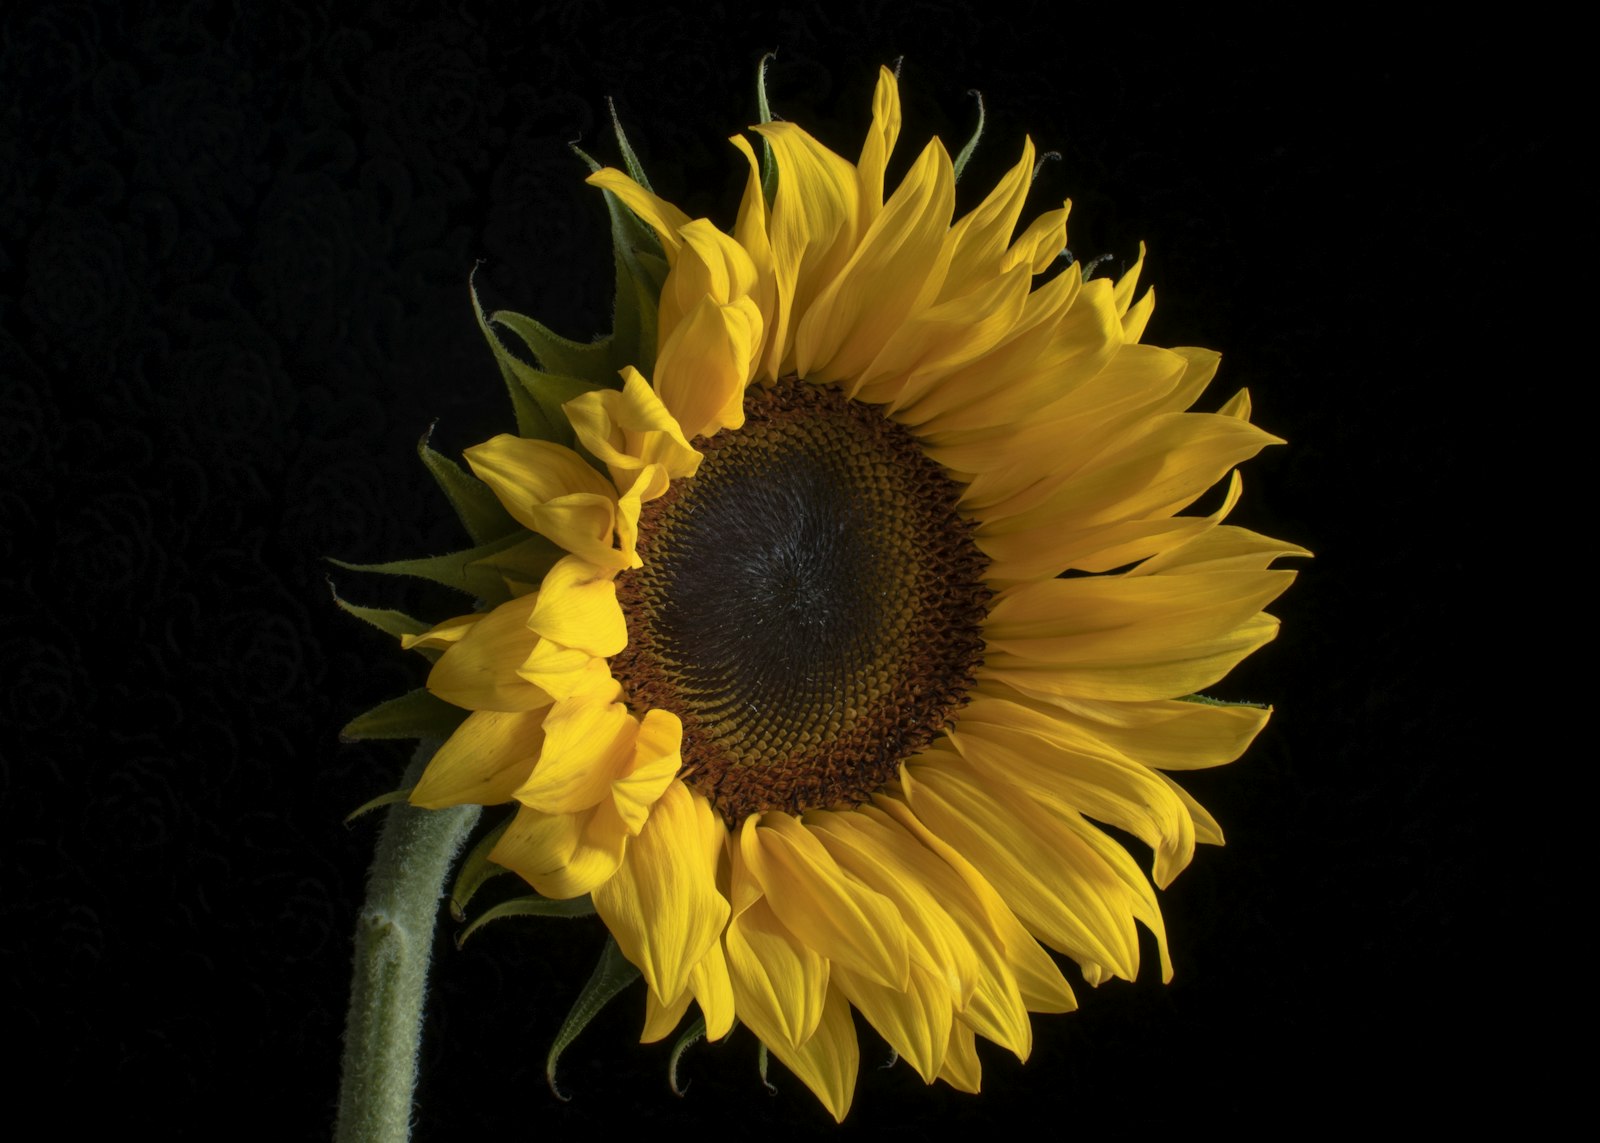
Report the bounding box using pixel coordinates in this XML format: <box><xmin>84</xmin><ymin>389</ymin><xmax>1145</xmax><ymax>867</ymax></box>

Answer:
<box><xmin>402</xmin><ymin>67</ymin><xmax>1302</xmax><ymax>1120</ymax></box>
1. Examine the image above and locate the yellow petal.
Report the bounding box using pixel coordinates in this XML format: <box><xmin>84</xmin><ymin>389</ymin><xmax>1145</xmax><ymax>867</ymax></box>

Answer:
<box><xmin>400</xmin><ymin>611</ymin><xmax>478</xmax><ymax>652</ymax></box>
<box><xmin>981</xmin><ymin>567</ymin><xmax>1296</xmax><ymax>700</ymax></box>
<box><xmin>564</xmin><ymin>368</ymin><xmax>701</xmax><ymax>494</ymax></box>
<box><xmin>903</xmin><ymin>761</ymin><xmax>1140</xmax><ymax>982</ymax></box>
<box><xmin>762</xmin><ymin>984</ymin><xmax>859</xmax><ymax>1124</ymax></box>
<box><xmin>937</xmin><ymin>1021</ymin><xmax>982</xmax><ymax>1093</ymax></box>
<box><xmin>641</xmin><ymin>987</ymin><xmax>693</xmax><ymax>1045</ymax></box>
<box><xmin>425</xmin><ymin>592</ymin><xmax>548</xmax><ymax>712</ymax></box>
<box><xmin>752</xmin><ymin>119</ymin><xmax>863</xmax><ymax>375</ymax></box>
<box><xmin>938</xmin><ymin>139</ymin><xmax>1036</xmax><ymax>302</ymax></box>
<box><xmin>1010</xmin><ymin>690</ymin><xmax>1270</xmax><ymax>772</ymax></box>
<box><xmin>724</xmin><ymin>894</ymin><xmax>828</xmax><ymax>1049</ymax></box>
<box><xmin>951</xmin><ymin>712</ymin><xmax>1193</xmax><ymax>885</ymax></box>
<box><xmin>515</xmin><ymin>695</ymin><xmax>635</xmax><ymax>814</ymax></box>
<box><xmin>593</xmin><ymin>781</ymin><xmax>731</xmax><ymax>1006</ymax></box>
<box><xmin>660</xmin><ymin>219</ymin><xmax>762</xmax><ymax>352</ymax></box>
<box><xmin>465</xmin><ymin>435</ymin><xmax>626</xmax><ymax>569</ymax></box>
<box><xmin>528</xmin><ymin>554</ymin><xmax>626</xmax><ymax>657</ymax></box>
<box><xmin>514</xmin><ymin>638</ymin><xmax>618</xmax><ymax>702</ymax></box>
<box><xmin>689</xmin><ymin>933</ymin><xmax>736</xmax><ymax>1040</ymax></box>
<box><xmin>855</xmin><ymin>66</ymin><xmax>902</xmax><ymax>226</ymax></box>
<box><xmin>876</xmin><ymin>792</ymin><xmax>1077</xmax><ymax>1017</ymax></box>
<box><xmin>741</xmin><ymin>813</ymin><xmax>911</xmax><ymax>989</ymax></box>
<box><xmin>729</xmin><ymin>135</ymin><xmax>781</xmax><ymax>380</ymax></box>
<box><xmin>833</xmin><ymin>963</ymin><xmax>950</xmax><ymax>1082</ymax></box>
<box><xmin>855</xmin><ymin>261</ymin><xmax>1031</xmax><ymax>407</ymax></box>
<box><xmin>795</xmin><ymin>138</ymin><xmax>955</xmax><ymax>385</ymax></box>
<box><xmin>609</xmin><ymin>708</ymin><xmax>683</xmax><ymax>834</ymax></box>
<box><xmin>411</xmin><ymin>709</ymin><xmax>546</xmax><ymax>809</ymax></box>
<box><xmin>814</xmin><ymin>805</ymin><xmax>1036</xmax><ymax>1058</ymax></box>
<box><xmin>488</xmin><ymin>798</ymin><xmax>628</xmax><ymax>899</ymax></box>
<box><xmin>585</xmin><ymin>167</ymin><xmax>692</xmax><ymax>263</ymax></box>
<box><xmin>804</xmin><ymin>808</ymin><xmax>981</xmax><ymax>1007</ymax></box>
<box><xmin>653</xmin><ymin>294</ymin><xmax>762</xmax><ymax>440</ymax></box>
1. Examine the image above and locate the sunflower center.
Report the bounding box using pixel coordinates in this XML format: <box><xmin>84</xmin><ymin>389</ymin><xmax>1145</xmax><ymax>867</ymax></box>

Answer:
<box><xmin>612</xmin><ymin>376</ymin><xmax>989</xmax><ymax>821</ymax></box>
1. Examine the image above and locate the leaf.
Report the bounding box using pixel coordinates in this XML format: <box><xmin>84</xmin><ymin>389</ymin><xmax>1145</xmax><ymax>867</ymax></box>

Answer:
<box><xmin>490</xmin><ymin>309</ymin><xmax>614</xmax><ymax>391</ymax></box>
<box><xmin>417</xmin><ymin>425</ymin><xmax>521</xmax><ymax>544</ymax></box>
<box><xmin>328</xmin><ymin>530</ymin><xmax>529</xmax><ymax>603</ymax></box>
<box><xmin>340</xmin><ymin>688</ymin><xmax>469</xmax><ymax>743</ymax></box>
<box><xmin>328</xmin><ymin>583</ymin><xmax>439</xmax><ymax>660</ymax></box>
<box><xmin>343</xmin><ymin>786</ymin><xmax>416</xmax><ymax>825</ymax></box>
<box><xmin>472</xmin><ymin>268</ymin><xmax>554</xmax><ymax>441</ymax></box>
<box><xmin>668</xmin><ymin>1016</ymin><xmax>707</xmax><ymax>1097</ymax></box>
<box><xmin>608</xmin><ymin>95</ymin><xmax>654</xmax><ymax>192</ymax></box>
<box><xmin>547</xmin><ymin>937</ymin><xmax>641</xmax><ymax>1101</ymax></box>
<box><xmin>449</xmin><ymin>816</ymin><xmax>513</xmax><ymax>921</ymax></box>
<box><xmin>756</xmin><ymin>52</ymin><xmax>778</xmax><ymax>204</ymax></box>
<box><xmin>457</xmin><ymin>893</ymin><xmax>597</xmax><ymax>948</ymax></box>
<box><xmin>953</xmin><ymin>88</ymin><xmax>985</xmax><ymax>183</ymax></box>
<box><xmin>469</xmin><ymin>533</ymin><xmax>565</xmax><ymax>590</ymax></box>
<box><xmin>571</xmin><ymin>142</ymin><xmax>668</xmax><ymax>381</ymax></box>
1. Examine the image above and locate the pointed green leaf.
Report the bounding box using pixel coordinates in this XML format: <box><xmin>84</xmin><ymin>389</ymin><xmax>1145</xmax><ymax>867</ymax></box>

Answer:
<box><xmin>757</xmin><ymin>1041</ymin><xmax>775</xmax><ymax>1094</ymax></box>
<box><xmin>328</xmin><ymin>583</ymin><xmax>439</xmax><ymax>660</ymax></box>
<box><xmin>668</xmin><ymin>1016</ymin><xmax>707</xmax><ymax>1096</ymax></box>
<box><xmin>418</xmin><ymin>425</ymin><xmax>520</xmax><ymax>544</ymax></box>
<box><xmin>953</xmin><ymin>88</ymin><xmax>986</xmax><ymax>183</ymax></box>
<box><xmin>469</xmin><ymin>533</ymin><xmax>564</xmax><ymax>590</ymax></box>
<box><xmin>547</xmin><ymin>937</ymin><xmax>641</xmax><ymax>1100</ymax></box>
<box><xmin>491</xmin><ymin>309</ymin><xmax>615</xmax><ymax>390</ymax></box>
<box><xmin>472</xmin><ymin>269</ymin><xmax>557</xmax><ymax>440</ymax></box>
<box><xmin>499</xmin><ymin>357</ymin><xmax>608</xmax><ymax>453</ymax></box>
<box><xmin>757</xmin><ymin>52</ymin><xmax>778</xmax><ymax>204</ymax></box>
<box><xmin>599</xmin><ymin>186</ymin><xmax>667</xmax><ymax>379</ymax></box>
<box><xmin>457</xmin><ymin>893</ymin><xmax>597</xmax><ymax>948</ymax></box>
<box><xmin>344</xmin><ymin>786</ymin><xmax>416</xmax><ymax>825</ymax></box>
<box><xmin>341</xmin><ymin>688</ymin><xmax>469</xmax><ymax>743</ymax></box>
<box><xmin>608</xmin><ymin>95</ymin><xmax>654</xmax><ymax>192</ymax></box>
<box><xmin>450</xmin><ymin>815</ymin><xmax>513</xmax><ymax>921</ymax></box>
<box><xmin>328</xmin><ymin>530</ymin><xmax>529</xmax><ymax>602</ymax></box>
<box><xmin>571</xmin><ymin>142</ymin><xmax>668</xmax><ymax>380</ymax></box>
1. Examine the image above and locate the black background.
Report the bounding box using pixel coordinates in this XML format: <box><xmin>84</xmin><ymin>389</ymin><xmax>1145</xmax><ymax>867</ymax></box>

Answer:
<box><xmin>4</xmin><ymin>1</ymin><xmax>1539</xmax><ymax>1136</ymax></box>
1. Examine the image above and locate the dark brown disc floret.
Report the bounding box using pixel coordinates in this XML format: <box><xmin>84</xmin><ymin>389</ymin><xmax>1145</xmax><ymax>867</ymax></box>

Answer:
<box><xmin>611</xmin><ymin>377</ymin><xmax>989</xmax><ymax>821</ymax></box>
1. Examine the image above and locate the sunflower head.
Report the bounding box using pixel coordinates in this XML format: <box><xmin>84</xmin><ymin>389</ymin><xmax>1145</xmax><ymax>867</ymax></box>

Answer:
<box><xmin>356</xmin><ymin>65</ymin><xmax>1304</xmax><ymax>1121</ymax></box>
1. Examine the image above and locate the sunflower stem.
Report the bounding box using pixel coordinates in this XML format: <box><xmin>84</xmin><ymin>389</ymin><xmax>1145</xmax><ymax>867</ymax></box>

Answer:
<box><xmin>335</xmin><ymin>740</ymin><xmax>480</xmax><ymax>1143</ymax></box>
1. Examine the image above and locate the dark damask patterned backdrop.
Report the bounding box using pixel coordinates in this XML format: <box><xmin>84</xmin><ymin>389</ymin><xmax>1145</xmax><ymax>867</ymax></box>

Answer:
<box><xmin>2</xmin><ymin>1</ymin><xmax>1545</xmax><ymax>1137</ymax></box>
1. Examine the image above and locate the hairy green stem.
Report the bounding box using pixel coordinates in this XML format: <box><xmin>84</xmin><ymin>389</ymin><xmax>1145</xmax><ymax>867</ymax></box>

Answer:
<box><xmin>335</xmin><ymin>741</ymin><xmax>480</xmax><ymax>1143</ymax></box>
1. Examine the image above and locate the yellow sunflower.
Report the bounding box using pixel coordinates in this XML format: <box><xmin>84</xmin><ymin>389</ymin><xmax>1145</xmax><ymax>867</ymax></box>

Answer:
<box><xmin>403</xmin><ymin>67</ymin><xmax>1302</xmax><ymax>1119</ymax></box>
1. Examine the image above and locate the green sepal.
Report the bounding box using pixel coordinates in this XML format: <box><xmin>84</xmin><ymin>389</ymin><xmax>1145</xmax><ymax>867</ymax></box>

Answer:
<box><xmin>417</xmin><ymin>425</ymin><xmax>521</xmax><ymax>545</ymax></box>
<box><xmin>952</xmin><ymin>88</ymin><xmax>986</xmax><ymax>183</ymax></box>
<box><xmin>756</xmin><ymin>1041</ymin><xmax>775</xmax><ymax>1094</ymax></box>
<box><xmin>457</xmin><ymin>893</ymin><xmax>597</xmax><ymax>949</ymax></box>
<box><xmin>547</xmin><ymin>936</ymin><xmax>641</xmax><ymax>1100</ymax></box>
<box><xmin>607</xmin><ymin>95</ymin><xmax>654</xmax><ymax>192</ymax></box>
<box><xmin>328</xmin><ymin>529</ymin><xmax>530</xmax><ymax>604</ymax></box>
<box><xmin>668</xmin><ymin>1016</ymin><xmax>707</xmax><ymax>1096</ymax></box>
<box><xmin>468</xmin><ymin>532</ymin><xmax>565</xmax><ymax>591</ymax></box>
<box><xmin>449</xmin><ymin>815</ymin><xmax>513</xmax><ymax>922</ymax></box>
<box><xmin>472</xmin><ymin>270</ymin><xmax>554</xmax><ymax>441</ymax></box>
<box><xmin>599</xmin><ymin>185</ymin><xmax>667</xmax><ymax>380</ymax></box>
<box><xmin>328</xmin><ymin>583</ymin><xmax>439</xmax><ymax>661</ymax></box>
<box><xmin>344</xmin><ymin>786</ymin><xmax>416</xmax><ymax>825</ymax></box>
<box><xmin>756</xmin><ymin>52</ymin><xmax>778</xmax><ymax>204</ymax></box>
<box><xmin>1181</xmin><ymin>693</ymin><xmax>1271</xmax><ymax>710</ymax></box>
<box><xmin>574</xmin><ymin>140</ymin><xmax>668</xmax><ymax>382</ymax></box>
<box><xmin>340</xmin><ymin>688</ymin><xmax>469</xmax><ymax>743</ymax></box>
<box><xmin>490</xmin><ymin>309</ymin><xmax>614</xmax><ymax>392</ymax></box>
